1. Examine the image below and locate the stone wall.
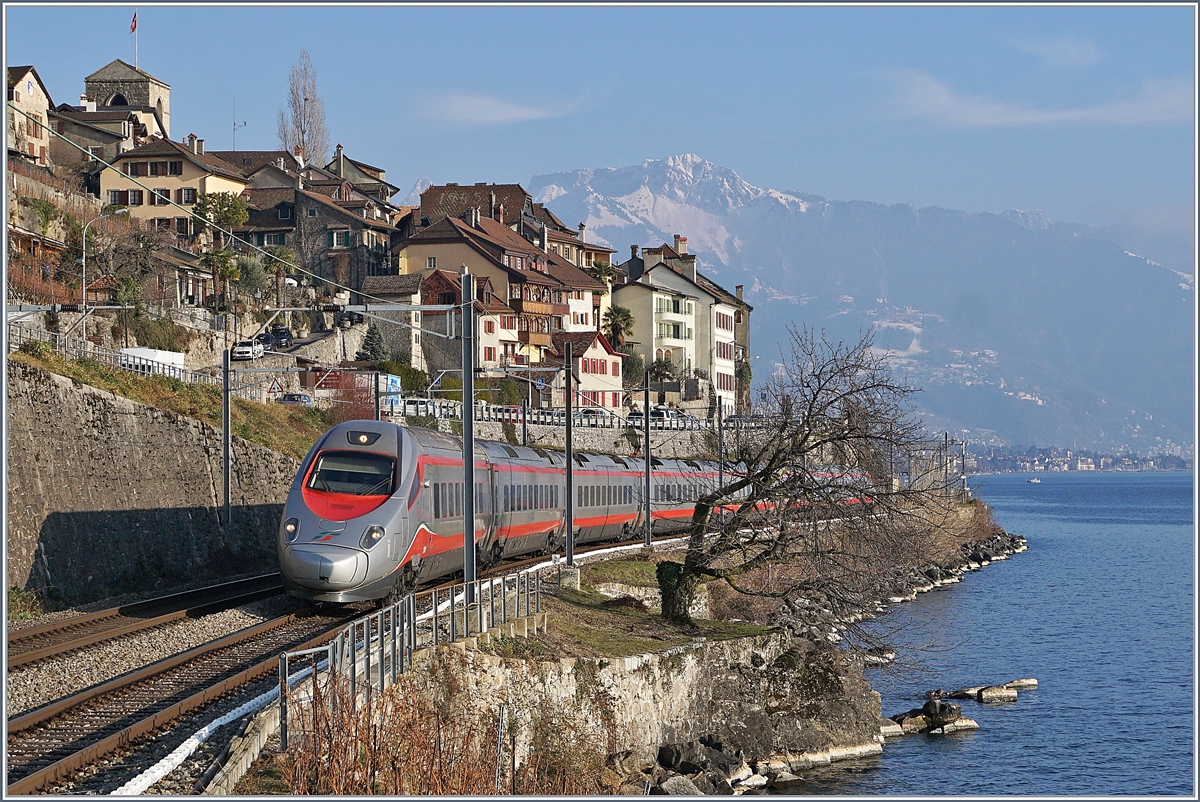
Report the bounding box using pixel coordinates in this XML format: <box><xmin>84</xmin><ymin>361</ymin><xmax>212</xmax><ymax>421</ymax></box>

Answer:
<box><xmin>6</xmin><ymin>359</ymin><xmax>297</xmax><ymax>604</ymax></box>
<box><xmin>424</xmin><ymin>631</ymin><xmax>882</xmax><ymax>769</ymax></box>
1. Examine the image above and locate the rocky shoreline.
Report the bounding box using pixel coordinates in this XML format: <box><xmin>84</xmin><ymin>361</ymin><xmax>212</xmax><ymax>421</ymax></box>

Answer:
<box><xmin>605</xmin><ymin>528</ymin><xmax>1029</xmax><ymax>795</ymax></box>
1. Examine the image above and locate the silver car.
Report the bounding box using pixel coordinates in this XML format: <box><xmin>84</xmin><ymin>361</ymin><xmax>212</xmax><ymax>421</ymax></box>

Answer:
<box><xmin>231</xmin><ymin>340</ymin><xmax>264</xmax><ymax>360</ymax></box>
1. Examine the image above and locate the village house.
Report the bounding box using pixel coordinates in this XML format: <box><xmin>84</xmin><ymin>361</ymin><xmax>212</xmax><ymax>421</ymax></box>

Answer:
<box><xmin>358</xmin><ymin>272</ymin><xmax>426</xmax><ymax>372</ymax></box>
<box><xmin>550</xmin><ymin>330</ymin><xmax>626</xmax><ymax>411</ymax></box>
<box><xmin>615</xmin><ymin>235</ymin><xmax>752</xmax><ymax>414</ymax></box>
<box><xmin>7</xmin><ymin>66</ymin><xmax>53</xmax><ymax>166</ymax></box>
<box><xmin>98</xmin><ymin>134</ymin><xmax>249</xmax><ymax>242</ymax></box>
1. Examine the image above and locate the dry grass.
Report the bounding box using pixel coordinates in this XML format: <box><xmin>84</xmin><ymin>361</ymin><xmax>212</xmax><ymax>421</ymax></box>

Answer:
<box><xmin>486</xmin><ymin>581</ymin><xmax>769</xmax><ymax>661</ymax></box>
<box><xmin>261</xmin><ymin>654</ymin><xmax>615</xmax><ymax>795</ymax></box>
<box><xmin>9</xmin><ymin>351</ymin><xmax>329</xmax><ymax>461</ymax></box>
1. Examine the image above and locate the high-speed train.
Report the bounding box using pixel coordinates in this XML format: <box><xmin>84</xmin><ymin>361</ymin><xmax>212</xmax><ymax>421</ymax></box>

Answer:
<box><xmin>278</xmin><ymin>420</ymin><xmax>749</xmax><ymax>605</ymax></box>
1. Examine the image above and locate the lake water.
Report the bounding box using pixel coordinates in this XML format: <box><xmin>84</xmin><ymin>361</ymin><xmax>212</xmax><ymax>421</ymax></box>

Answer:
<box><xmin>803</xmin><ymin>471</ymin><xmax>1195</xmax><ymax>796</ymax></box>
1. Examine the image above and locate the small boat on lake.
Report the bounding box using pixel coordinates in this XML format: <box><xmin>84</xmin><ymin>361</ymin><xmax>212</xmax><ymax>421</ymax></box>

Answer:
<box><xmin>1027</xmin><ymin>478</ymin><xmax>1042</xmax><ymax>484</ymax></box>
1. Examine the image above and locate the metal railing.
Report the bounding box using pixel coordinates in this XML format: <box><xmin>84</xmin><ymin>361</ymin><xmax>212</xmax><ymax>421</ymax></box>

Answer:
<box><xmin>7</xmin><ymin>323</ymin><xmax>261</xmax><ymax>399</ymax></box>
<box><xmin>277</xmin><ymin>570</ymin><xmax>542</xmax><ymax>748</ymax></box>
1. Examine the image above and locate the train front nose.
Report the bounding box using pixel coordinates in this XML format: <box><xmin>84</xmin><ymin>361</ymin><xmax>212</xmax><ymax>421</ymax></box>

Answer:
<box><xmin>281</xmin><ymin>545</ymin><xmax>368</xmax><ymax>590</ymax></box>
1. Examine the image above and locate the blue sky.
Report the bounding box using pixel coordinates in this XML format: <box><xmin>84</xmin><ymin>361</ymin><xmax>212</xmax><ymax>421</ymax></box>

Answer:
<box><xmin>5</xmin><ymin>4</ymin><xmax>1195</xmax><ymax>234</ymax></box>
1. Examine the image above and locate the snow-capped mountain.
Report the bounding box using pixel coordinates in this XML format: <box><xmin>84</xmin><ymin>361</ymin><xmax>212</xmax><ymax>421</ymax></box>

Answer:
<box><xmin>529</xmin><ymin>156</ymin><xmax>1194</xmax><ymax>452</ymax></box>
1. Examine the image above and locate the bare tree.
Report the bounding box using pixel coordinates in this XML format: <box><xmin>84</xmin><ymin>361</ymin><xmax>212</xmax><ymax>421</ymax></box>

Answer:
<box><xmin>656</xmin><ymin>326</ymin><xmax>955</xmax><ymax>650</ymax></box>
<box><xmin>277</xmin><ymin>50</ymin><xmax>330</xmax><ymax>166</ymax></box>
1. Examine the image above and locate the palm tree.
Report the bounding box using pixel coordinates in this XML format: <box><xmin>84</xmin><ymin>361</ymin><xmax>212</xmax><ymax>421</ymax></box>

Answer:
<box><xmin>602</xmin><ymin>305</ymin><xmax>634</xmax><ymax>348</ymax></box>
<box><xmin>200</xmin><ymin>247</ymin><xmax>238</xmax><ymax>311</ymax></box>
<box><xmin>649</xmin><ymin>358</ymin><xmax>676</xmax><ymax>382</ymax></box>
<box><xmin>263</xmin><ymin>245</ymin><xmax>297</xmax><ymax>308</ymax></box>
<box><xmin>590</xmin><ymin>261</ymin><xmax>616</xmax><ymax>287</ymax></box>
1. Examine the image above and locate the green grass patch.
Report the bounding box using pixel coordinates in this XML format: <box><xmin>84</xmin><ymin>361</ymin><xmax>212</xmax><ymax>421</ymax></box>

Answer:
<box><xmin>10</xmin><ymin>352</ymin><xmax>329</xmax><ymax>461</ymax></box>
<box><xmin>581</xmin><ymin>557</ymin><xmax>659</xmax><ymax>588</ymax></box>
<box><xmin>8</xmin><ymin>585</ymin><xmax>45</xmax><ymax>621</ymax></box>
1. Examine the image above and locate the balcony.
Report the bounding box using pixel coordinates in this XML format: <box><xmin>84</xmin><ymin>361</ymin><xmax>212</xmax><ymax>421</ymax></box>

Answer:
<box><xmin>518</xmin><ymin>330</ymin><xmax>552</xmax><ymax>347</ymax></box>
<box><xmin>551</xmin><ymin>303</ymin><xmax>569</xmax><ymax>315</ymax></box>
<box><xmin>509</xmin><ymin>298</ymin><xmax>554</xmax><ymax>316</ymax></box>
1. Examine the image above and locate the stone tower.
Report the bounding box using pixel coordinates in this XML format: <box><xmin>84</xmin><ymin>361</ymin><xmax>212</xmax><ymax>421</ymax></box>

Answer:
<box><xmin>83</xmin><ymin>59</ymin><xmax>170</xmax><ymax>137</ymax></box>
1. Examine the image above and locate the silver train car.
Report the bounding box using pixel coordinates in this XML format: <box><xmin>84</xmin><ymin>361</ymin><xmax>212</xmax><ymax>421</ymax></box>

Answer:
<box><xmin>279</xmin><ymin>420</ymin><xmax>747</xmax><ymax>604</ymax></box>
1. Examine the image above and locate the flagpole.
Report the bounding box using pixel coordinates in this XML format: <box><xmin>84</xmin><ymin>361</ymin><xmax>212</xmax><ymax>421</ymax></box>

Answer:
<box><xmin>135</xmin><ymin>9</ymin><xmax>139</xmax><ymax>69</ymax></box>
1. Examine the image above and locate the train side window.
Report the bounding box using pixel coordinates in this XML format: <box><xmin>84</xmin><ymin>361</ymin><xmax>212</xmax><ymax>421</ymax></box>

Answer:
<box><xmin>434</xmin><ymin>484</ymin><xmax>441</xmax><ymax>518</ymax></box>
<box><xmin>503</xmin><ymin>485</ymin><xmax>510</xmax><ymax>512</ymax></box>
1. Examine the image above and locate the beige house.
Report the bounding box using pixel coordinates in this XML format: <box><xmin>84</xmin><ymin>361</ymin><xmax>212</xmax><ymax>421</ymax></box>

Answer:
<box><xmin>99</xmin><ymin>134</ymin><xmax>248</xmax><ymax>238</ymax></box>
<box><xmin>552</xmin><ymin>331</ymin><xmax>627</xmax><ymax>411</ymax></box>
<box><xmin>7</xmin><ymin>66</ymin><xmax>53</xmax><ymax>166</ymax></box>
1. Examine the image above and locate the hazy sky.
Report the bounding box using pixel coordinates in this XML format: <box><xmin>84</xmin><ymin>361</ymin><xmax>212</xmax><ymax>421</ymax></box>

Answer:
<box><xmin>5</xmin><ymin>4</ymin><xmax>1195</xmax><ymax>233</ymax></box>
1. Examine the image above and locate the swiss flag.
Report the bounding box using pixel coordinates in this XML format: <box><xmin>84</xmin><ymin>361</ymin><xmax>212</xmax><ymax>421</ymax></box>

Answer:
<box><xmin>129</xmin><ymin>12</ymin><xmax>137</xmax><ymax>33</ymax></box>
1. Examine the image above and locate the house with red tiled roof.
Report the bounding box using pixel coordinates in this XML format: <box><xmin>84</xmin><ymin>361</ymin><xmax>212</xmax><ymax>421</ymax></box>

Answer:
<box><xmin>550</xmin><ymin>330</ymin><xmax>627</xmax><ymax>411</ymax></box>
<box><xmin>415</xmin><ymin>269</ymin><xmax>519</xmax><ymax>375</ymax></box>
<box><xmin>98</xmin><ymin>134</ymin><xmax>249</xmax><ymax>241</ymax></box>
<box><xmin>233</xmin><ymin>185</ymin><xmax>397</xmax><ymax>293</ymax></box>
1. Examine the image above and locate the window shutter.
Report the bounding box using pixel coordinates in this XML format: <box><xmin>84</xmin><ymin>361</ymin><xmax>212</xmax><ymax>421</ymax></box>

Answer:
<box><xmin>175</xmin><ymin>189</ymin><xmax>183</xmax><ymax>204</ymax></box>
<box><xmin>256</xmin><ymin>234</ymin><xmax>265</xmax><ymax>246</ymax></box>
<box><xmin>278</xmin><ymin>233</ymin><xmax>285</xmax><ymax>245</ymax></box>
<box><xmin>119</xmin><ymin>190</ymin><xmax>129</xmax><ymax>205</ymax></box>
<box><xmin>328</xmin><ymin>231</ymin><xmax>335</xmax><ymax>248</ymax></box>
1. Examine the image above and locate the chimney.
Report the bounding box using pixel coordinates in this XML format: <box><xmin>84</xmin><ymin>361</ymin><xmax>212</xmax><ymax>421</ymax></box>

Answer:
<box><xmin>735</xmin><ymin>284</ymin><xmax>744</xmax><ymax>301</ymax></box>
<box><xmin>497</xmin><ymin>204</ymin><xmax>505</xmax><ymax>225</ymax></box>
<box><xmin>541</xmin><ymin>223</ymin><xmax>549</xmax><ymax>252</ymax></box>
<box><xmin>674</xmin><ymin>234</ymin><xmax>687</xmax><ymax>255</ymax></box>
<box><xmin>296</xmin><ymin>170</ymin><xmax>303</xmax><ymax>189</ymax></box>
<box><xmin>293</xmin><ymin>144</ymin><xmax>305</xmax><ymax>168</ymax></box>
<box><xmin>187</xmin><ymin>133</ymin><xmax>197</xmax><ymax>153</ymax></box>
<box><xmin>80</xmin><ymin>93</ymin><xmax>97</xmax><ymax>112</ymax></box>
<box><xmin>490</xmin><ymin>190</ymin><xmax>497</xmax><ymax>219</ymax></box>
<box><xmin>335</xmin><ymin>143</ymin><xmax>344</xmax><ymax>175</ymax></box>
<box><xmin>630</xmin><ymin>244</ymin><xmax>639</xmax><ymax>259</ymax></box>
<box><xmin>577</xmin><ymin>222</ymin><xmax>586</xmax><ymax>243</ymax></box>
<box><xmin>196</xmin><ymin>138</ymin><xmax>204</xmax><ymax>155</ymax></box>
<box><xmin>276</xmin><ymin>157</ymin><xmax>285</xmax><ymax>170</ymax></box>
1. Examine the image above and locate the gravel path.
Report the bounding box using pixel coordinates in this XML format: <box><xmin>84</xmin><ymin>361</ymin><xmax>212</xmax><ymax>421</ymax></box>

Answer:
<box><xmin>6</xmin><ymin>594</ymin><xmax>308</xmax><ymax>717</ymax></box>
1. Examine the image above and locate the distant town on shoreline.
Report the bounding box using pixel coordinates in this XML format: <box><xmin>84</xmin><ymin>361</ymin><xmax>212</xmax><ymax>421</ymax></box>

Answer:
<box><xmin>966</xmin><ymin>445</ymin><xmax>1193</xmax><ymax>475</ymax></box>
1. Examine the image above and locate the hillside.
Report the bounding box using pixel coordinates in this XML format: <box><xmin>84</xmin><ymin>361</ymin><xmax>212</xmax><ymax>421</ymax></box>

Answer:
<box><xmin>529</xmin><ymin>155</ymin><xmax>1194</xmax><ymax>451</ymax></box>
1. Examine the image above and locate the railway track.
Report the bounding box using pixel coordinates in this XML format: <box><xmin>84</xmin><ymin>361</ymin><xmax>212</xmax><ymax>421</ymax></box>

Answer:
<box><xmin>5</xmin><ymin>607</ymin><xmax>356</xmax><ymax>795</ymax></box>
<box><xmin>7</xmin><ymin>574</ymin><xmax>285</xmax><ymax>668</ymax></box>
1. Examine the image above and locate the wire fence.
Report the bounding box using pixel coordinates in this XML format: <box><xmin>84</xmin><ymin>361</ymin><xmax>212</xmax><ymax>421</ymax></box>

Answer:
<box><xmin>6</xmin><ymin>322</ymin><xmax>262</xmax><ymax>399</ymax></box>
<box><xmin>277</xmin><ymin>570</ymin><xmax>543</xmax><ymax>749</ymax></box>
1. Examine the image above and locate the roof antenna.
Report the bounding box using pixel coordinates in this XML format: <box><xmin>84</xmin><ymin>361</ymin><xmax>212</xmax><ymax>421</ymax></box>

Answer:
<box><xmin>232</xmin><ymin>99</ymin><xmax>247</xmax><ymax>151</ymax></box>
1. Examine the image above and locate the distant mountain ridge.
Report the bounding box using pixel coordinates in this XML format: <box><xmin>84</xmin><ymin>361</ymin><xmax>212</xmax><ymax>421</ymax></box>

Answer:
<box><xmin>528</xmin><ymin>155</ymin><xmax>1194</xmax><ymax>452</ymax></box>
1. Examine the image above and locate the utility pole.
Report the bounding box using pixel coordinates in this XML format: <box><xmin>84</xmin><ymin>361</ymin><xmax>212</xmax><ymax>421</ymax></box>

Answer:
<box><xmin>521</xmin><ymin>398</ymin><xmax>528</xmax><ymax>447</ymax></box>
<box><xmin>462</xmin><ymin>266</ymin><xmax>476</xmax><ymax>600</ymax></box>
<box><xmin>717</xmin><ymin>403</ymin><xmax>724</xmax><ymax>528</ymax></box>
<box><xmin>373</xmin><ymin>371</ymin><xmax>380</xmax><ymax>421</ymax></box>
<box><xmin>643</xmin><ymin>384</ymin><xmax>651</xmax><ymax>547</ymax></box>
<box><xmin>564</xmin><ymin>340</ymin><xmax>574</xmax><ymax>566</ymax></box>
<box><xmin>222</xmin><ymin>348</ymin><xmax>231</xmax><ymax>526</ymax></box>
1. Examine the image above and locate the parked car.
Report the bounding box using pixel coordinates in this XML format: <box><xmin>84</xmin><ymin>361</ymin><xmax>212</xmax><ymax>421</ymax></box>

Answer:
<box><xmin>625</xmin><ymin>409</ymin><xmax>645</xmax><ymax>427</ymax></box>
<box><xmin>254</xmin><ymin>331</ymin><xmax>275</xmax><ymax>350</ymax></box>
<box><xmin>230</xmin><ymin>340</ymin><xmax>264</xmax><ymax>360</ymax></box>
<box><xmin>269</xmin><ymin>327</ymin><xmax>294</xmax><ymax>348</ymax></box>
<box><xmin>277</xmin><ymin>392</ymin><xmax>314</xmax><ymax>407</ymax></box>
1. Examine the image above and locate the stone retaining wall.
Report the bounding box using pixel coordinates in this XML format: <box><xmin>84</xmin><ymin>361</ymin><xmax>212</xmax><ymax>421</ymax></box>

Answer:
<box><xmin>5</xmin><ymin>359</ymin><xmax>296</xmax><ymax>604</ymax></box>
<box><xmin>433</xmin><ymin>630</ymin><xmax>881</xmax><ymax>769</ymax></box>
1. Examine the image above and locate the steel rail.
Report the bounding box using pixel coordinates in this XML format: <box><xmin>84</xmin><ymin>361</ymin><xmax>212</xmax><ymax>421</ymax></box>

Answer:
<box><xmin>5</xmin><ymin>610</ymin><xmax>352</xmax><ymax>795</ymax></box>
<box><xmin>7</xmin><ymin>574</ymin><xmax>284</xmax><ymax>668</ymax></box>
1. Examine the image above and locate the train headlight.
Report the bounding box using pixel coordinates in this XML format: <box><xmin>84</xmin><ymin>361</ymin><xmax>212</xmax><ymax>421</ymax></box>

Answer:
<box><xmin>283</xmin><ymin>517</ymin><xmax>300</xmax><ymax>543</ymax></box>
<box><xmin>361</xmin><ymin>525</ymin><xmax>386</xmax><ymax>550</ymax></box>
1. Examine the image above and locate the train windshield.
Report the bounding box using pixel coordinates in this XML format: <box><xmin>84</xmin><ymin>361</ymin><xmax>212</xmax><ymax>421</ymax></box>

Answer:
<box><xmin>307</xmin><ymin>451</ymin><xmax>395</xmax><ymax>496</ymax></box>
